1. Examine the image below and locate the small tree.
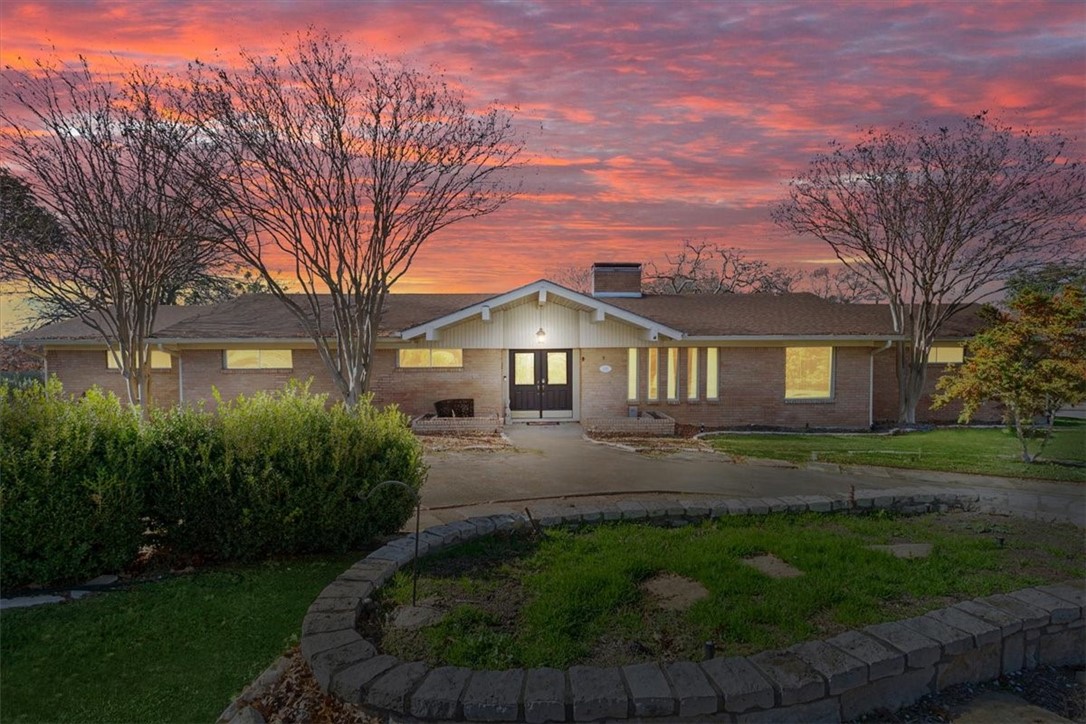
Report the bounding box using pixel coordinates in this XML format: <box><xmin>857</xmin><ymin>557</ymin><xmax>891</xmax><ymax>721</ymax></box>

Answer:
<box><xmin>188</xmin><ymin>31</ymin><xmax>522</xmax><ymax>406</ymax></box>
<box><xmin>933</xmin><ymin>287</ymin><xmax>1086</xmax><ymax>462</ymax></box>
<box><xmin>0</xmin><ymin>60</ymin><xmax>228</xmax><ymax>406</ymax></box>
<box><xmin>774</xmin><ymin>113</ymin><xmax>1086</xmax><ymax>424</ymax></box>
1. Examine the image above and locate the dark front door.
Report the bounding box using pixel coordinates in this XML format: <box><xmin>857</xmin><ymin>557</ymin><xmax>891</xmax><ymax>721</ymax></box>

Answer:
<box><xmin>509</xmin><ymin>349</ymin><xmax>573</xmax><ymax>416</ymax></box>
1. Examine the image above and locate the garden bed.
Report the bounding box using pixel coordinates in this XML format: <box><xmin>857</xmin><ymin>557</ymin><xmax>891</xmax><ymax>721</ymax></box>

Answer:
<box><xmin>411</xmin><ymin>413</ymin><xmax>503</xmax><ymax>435</ymax></box>
<box><xmin>369</xmin><ymin>511</ymin><xmax>1085</xmax><ymax>670</ymax></box>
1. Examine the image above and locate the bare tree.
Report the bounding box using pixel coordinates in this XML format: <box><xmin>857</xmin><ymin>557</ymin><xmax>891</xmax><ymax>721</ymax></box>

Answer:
<box><xmin>545</xmin><ymin>264</ymin><xmax>593</xmax><ymax>294</ymax></box>
<box><xmin>187</xmin><ymin>31</ymin><xmax>522</xmax><ymax>406</ymax></box>
<box><xmin>0</xmin><ymin>59</ymin><xmax>228</xmax><ymax>406</ymax></box>
<box><xmin>773</xmin><ymin>113</ymin><xmax>1086</xmax><ymax>424</ymax></box>
<box><xmin>805</xmin><ymin>265</ymin><xmax>883</xmax><ymax>303</ymax></box>
<box><xmin>644</xmin><ymin>239</ymin><xmax>802</xmax><ymax>295</ymax></box>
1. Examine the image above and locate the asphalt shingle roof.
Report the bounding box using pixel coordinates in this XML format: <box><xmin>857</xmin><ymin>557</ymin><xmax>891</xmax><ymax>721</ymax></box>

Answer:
<box><xmin>9</xmin><ymin>289</ymin><xmax>988</xmax><ymax>344</ymax></box>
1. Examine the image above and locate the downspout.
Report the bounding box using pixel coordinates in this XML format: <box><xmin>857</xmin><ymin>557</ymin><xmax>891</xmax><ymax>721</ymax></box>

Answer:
<box><xmin>869</xmin><ymin>340</ymin><xmax>894</xmax><ymax>429</ymax></box>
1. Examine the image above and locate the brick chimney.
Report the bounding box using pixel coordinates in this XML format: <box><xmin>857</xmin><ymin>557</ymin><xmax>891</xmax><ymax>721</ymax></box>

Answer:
<box><xmin>591</xmin><ymin>262</ymin><xmax>642</xmax><ymax>298</ymax></box>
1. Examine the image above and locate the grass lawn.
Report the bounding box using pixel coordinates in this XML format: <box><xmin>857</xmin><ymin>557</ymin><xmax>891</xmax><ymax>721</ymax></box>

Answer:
<box><xmin>0</xmin><ymin>553</ymin><xmax>361</xmax><ymax>723</ymax></box>
<box><xmin>707</xmin><ymin>419</ymin><xmax>1086</xmax><ymax>482</ymax></box>
<box><xmin>377</xmin><ymin>511</ymin><xmax>1085</xmax><ymax>669</ymax></box>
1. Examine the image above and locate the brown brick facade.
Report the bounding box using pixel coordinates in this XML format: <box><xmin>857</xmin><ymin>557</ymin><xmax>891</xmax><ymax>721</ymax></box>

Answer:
<box><xmin>47</xmin><ymin>343</ymin><xmax>983</xmax><ymax>427</ymax></box>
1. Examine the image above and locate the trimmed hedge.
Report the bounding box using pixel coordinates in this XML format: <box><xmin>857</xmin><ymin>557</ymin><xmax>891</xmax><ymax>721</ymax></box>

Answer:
<box><xmin>0</xmin><ymin>380</ymin><xmax>145</xmax><ymax>589</ymax></box>
<box><xmin>0</xmin><ymin>379</ymin><xmax>425</xmax><ymax>589</ymax></box>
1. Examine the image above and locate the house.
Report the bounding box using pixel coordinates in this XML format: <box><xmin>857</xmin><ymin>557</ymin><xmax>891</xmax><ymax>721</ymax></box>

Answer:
<box><xmin>5</xmin><ymin>263</ymin><xmax>986</xmax><ymax>430</ymax></box>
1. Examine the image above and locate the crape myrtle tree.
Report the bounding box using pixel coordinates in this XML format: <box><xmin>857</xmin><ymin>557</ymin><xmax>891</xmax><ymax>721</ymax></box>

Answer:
<box><xmin>0</xmin><ymin>59</ymin><xmax>230</xmax><ymax>406</ymax></box>
<box><xmin>773</xmin><ymin>113</ymin><xmax>1086</xmax><ymax>424</ymax></box>
<box><xmin>187</xmin><ymin>31</ymin><xmax>523</xmax><ymax>407</ymax></box>
<box><xmin>933</xmin><ymin>286</ymin><xmax>1086</xmax><ymax>462</ymax></box>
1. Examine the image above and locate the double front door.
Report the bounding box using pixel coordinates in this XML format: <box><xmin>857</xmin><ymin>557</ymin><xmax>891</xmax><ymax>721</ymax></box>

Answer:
<box><xmin>509</xmin><ymin>349</ymin><xmax>573</xmax><ymax>416</ymax></box>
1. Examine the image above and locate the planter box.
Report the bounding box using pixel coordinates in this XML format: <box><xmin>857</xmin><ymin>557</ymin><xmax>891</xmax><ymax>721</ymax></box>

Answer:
<box><xmin>584</xmin><ymin>411</ymin><xmax>675</xmax><ymax>436</ymax></box>
<box><xmin>412</xmin><ymin>413</ymin><xmax>502</xmax><ymax>435</ymax></box>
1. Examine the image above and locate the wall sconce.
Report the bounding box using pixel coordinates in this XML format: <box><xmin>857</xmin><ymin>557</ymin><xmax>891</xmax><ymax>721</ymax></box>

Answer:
<box><xmin>536</xmin><ymin>327</ymin><xmax>546</xmax><ymax>344</ymax></box>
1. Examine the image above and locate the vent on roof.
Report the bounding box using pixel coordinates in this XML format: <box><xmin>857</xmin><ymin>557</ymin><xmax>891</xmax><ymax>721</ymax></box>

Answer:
<box><xmin>592</xmin><ymin>262</ymin><xmax>642</xmax><ymax>298</ymax></box>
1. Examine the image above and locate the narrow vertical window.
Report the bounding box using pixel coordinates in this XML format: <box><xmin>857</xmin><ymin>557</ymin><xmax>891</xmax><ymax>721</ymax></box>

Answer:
<box><xmin>627</xmin><ymin>348</ymin><xmax>638</xmax><ymax>400</ymax></box>
<box><xmin>706</xmin><ymin>348</ymin><xmax>719</xmax><ymax>400</ymax></box>
<box><xmin>647</xmin><ymin>348</ymin><xmax>659</xmax><ymax>400</ymax></box>
<box><xmin>667</xmin><ymin>348</ymin><xmax>679</xmax><ymax>400</ymax></box>
<box><xmin>687</xmin><ymin>348</ymin><xmax>699</xmax><ymax>400</ymax></box>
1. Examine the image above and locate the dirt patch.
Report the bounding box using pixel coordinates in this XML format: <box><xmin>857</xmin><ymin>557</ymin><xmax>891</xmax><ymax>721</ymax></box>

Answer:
<box><xmin>867</xmin><ymin>543</ymin><xmax>934</xmax><ymax>559</ymax></box>
<box><xmin>418</xmin><ymin>433</ymin><xmax>513</xmax><ymax>453</ymax></box>
<box><xmin>742</xmin><ymin>553</ymin><xmax>804</xmax><ymax>578</ymax></box>
<box><xmin>640</xmin><ymin>572</ymin><xmax>709</xmax><ymax>611</ymax></box>
<box><xmin>588</xmin><ymin>435</ymin><xmax>724</xmax><ymax>457</ymax></box>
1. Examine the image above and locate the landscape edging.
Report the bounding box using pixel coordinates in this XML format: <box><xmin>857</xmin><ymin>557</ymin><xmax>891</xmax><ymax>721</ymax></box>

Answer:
<box><xmin>297</xmin><ymin>489</ymin><xmax>1086</xmax><ymax>722</ymax></box>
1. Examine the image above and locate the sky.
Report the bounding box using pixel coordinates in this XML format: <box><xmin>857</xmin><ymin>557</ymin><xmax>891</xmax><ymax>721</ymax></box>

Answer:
<box><xmin>1</xmin><ymin>0</ymin><xmax>1084</xmax><ymax>296</ymax></box>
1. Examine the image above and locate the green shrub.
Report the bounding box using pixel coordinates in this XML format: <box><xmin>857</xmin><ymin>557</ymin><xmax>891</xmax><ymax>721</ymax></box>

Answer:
<box><xmin>0</xmin><ymin>379</ymin><xmax>145</xmax><ymax>589</ymax></box>
<box><xmin>142</xmin><ymin>380</ymin><xmax>425</xmax><ymax>561</ymax></box>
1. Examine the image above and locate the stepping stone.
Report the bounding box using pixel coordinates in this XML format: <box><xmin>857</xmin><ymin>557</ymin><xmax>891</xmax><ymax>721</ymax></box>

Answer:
<box><xmin>391</xmin><ymin>605</ymin><xmax>445</xmax><ymax>630</ymax></box>
<box><xmin>742</xmin><ymin>554</ymin><xmax>803</xmax><ymax>579</ymax></box>
<box><xmin>867</xmin><ymin>543</ymin><xmax>933</xmax><ymax>559</ymax></box>
<box><xmin>640</xmin><ymin>572</ymin><xmax>709</xmax><ymax>610</ymax></box>
<box><xmin>0</xmin><ymin>594</ymin><xmax>65</xmax><ymax>610</ymax></box>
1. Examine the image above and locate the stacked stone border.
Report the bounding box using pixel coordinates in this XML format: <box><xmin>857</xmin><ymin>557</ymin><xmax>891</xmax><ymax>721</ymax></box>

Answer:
<box><xmin>297</xmin><ymin>490</ymin><xmax>1085</xmax><ymax>723</ymax></box>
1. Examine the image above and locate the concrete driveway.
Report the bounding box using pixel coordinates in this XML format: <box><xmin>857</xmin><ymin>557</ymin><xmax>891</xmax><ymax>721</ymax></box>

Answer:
<box><xmin>418</xmin><ymin>422</ymin><xmax>1086</xmax><ymax>528</ymax></box>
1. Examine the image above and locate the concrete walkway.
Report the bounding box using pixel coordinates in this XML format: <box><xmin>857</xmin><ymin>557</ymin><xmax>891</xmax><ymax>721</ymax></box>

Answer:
<box><xmin>417</xmin><ymin>422</ymin><xmax>1086</xmax><ymax>529</ymax></box>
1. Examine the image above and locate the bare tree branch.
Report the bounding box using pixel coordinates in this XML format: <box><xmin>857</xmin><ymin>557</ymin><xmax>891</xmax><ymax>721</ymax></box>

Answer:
<box><xmin>0</xmin><ymin>58</ymin><xmax>230</xmax><ymax>406</ymax></box>
<box><xmin>773</xmin><ymin>112</ymin><xmax>1086</xmax><ymax>423</ymax></box>
<box><xmin>186</xmin><ymin>31</ymin><xmax>523</xmax><ymax>406</ymax></box>
<box><xmin>645</xmin><ymin>239</ymin><xmax>802</xmax><ymax>295</ymax></box>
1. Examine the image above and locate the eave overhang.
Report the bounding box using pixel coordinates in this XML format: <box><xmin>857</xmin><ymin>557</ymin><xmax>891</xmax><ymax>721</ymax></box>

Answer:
<box><xmin>397</xmin><ymin>280</ymin><xmax>685</xmax><ymax>341</ymax></box>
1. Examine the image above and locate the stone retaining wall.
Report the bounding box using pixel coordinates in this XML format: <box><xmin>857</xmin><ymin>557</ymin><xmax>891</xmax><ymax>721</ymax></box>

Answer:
<box><xmin>412</xmin><ymin>414</ymin><xmax>503</xmax><ymax>435</ymax></box>
<box><xmin>298</xmin><ymin>491</ymin><xmax>1085</xmax><ymax>723</ymax></box>
<box><xmin>582</xmin><ymin>413</ymin><xmax>675</xmax><ymax>437</ymax></box>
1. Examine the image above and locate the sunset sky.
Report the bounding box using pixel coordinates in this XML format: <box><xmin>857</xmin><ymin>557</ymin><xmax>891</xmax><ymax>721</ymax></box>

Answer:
<box><xmin>1</xmin><ymin>0</ymin><xmax>1084</xmax><ymax>295</ymax></box>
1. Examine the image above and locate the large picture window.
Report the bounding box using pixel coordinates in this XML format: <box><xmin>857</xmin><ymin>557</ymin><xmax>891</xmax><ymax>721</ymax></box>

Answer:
<box><xmin>785</xmin><ymin>347</ymin><xmax>833</xmax><ymax>400</ymax></box>
<box><xmin>927</xmin><ymin>345</ymin><xmax>964</xmax><ymax>364</ymax></box>
<box><xmin>224</xmin><ymin>349</ymin><xmax>293</xmax><ymax>369</ymax></box>
<box><xmin>106</xmin><ymin>349</ymin><xmax>172</xmax><ymax>369</ymax></box>
<box><xmin>397</xmin><ymin>348</ymin><xmax>463</xmax><ymax>368</ymax></box>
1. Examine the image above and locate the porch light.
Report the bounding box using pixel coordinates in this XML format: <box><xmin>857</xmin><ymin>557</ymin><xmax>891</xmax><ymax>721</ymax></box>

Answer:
<box><xmin>536</xmin><ymin>327</ymin><xmax>546</xmax><ymax>344</ymax></box>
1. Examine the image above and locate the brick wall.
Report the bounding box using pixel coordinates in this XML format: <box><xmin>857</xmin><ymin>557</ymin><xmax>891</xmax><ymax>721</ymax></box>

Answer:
<box><xmin>588</xmin><ymin>347</ymin><xmax>876</xmax><ymax>430</ymax></box>
<box><xmin>368</xmin><ymin>348</ymin><xmax>504</xmax><ymax>418</ymax></box>
<box><xmin>872</xmin><ymin>352</ymin><xmax>1002</xmax><ymax>425</ymax></box>
<box><xmin>180</xmin><ymin>348</ymin><xmax>339</xmax><ymax>410</ymax></box>
<box><xmin>47</xmin><ymin>349</ymin><xmax>180</xmax><ymax>407</ymax></box>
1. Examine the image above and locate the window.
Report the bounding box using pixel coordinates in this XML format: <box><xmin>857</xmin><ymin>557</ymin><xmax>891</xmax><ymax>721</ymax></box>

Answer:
<box><xmin>706</xmin><ymin>348</ymin><xmax>719</xmax><ymax>400</ymax></box>
<box><xmin>224</xmin><ymin>349</ymin><xmax>293</xmax><ymax>369</ymax></box>
<box><xmin>927</xmin><ymin>345</ymin><xmax>964</xmax><ymax>364</ymax></box>
<box><xmin>106</xmin><ymin>349</ymin><xmax>172</xmax><ymax>369</ymax></box>
<box><xmin>397</xmin><ymin>348</ymin><xmax>463</xmax><ymax>368</ymax></box>
<box><xmin>647</xmin><ymin>348</ymin><xmax>659</xmax><ymax>400</ymax></box>
<box><xmin>785</xmin><ymin>347</ymin><xmax>833</xmax><ymax>400</ymax></box>
<box><xmin>627</xmin><ymin>348</ymin><xmax>638</xmax><ymax>400</ymax></box>
<box><xmin>687</xmin><ymin>349</ymin><xmax>699</xmax><ymax>400</ymax></box>
<box><xmin>666</xmin><ymin>348</ymin><xmax>679</xmax><ymax>400</ymax></box>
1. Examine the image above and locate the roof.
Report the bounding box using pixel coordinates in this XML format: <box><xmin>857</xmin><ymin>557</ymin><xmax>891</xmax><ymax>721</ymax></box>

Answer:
<box><xmin>8</xmin><ymin>286</ymin><xmax>990</xmax><ymax>345</ymax></box>
<box><xmin>6</xmin><ymin>305</ymin><xmax>207</xmax><ymax>344</ymax></box>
